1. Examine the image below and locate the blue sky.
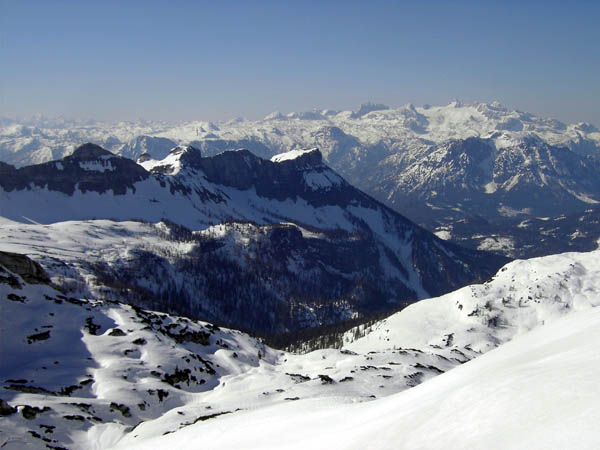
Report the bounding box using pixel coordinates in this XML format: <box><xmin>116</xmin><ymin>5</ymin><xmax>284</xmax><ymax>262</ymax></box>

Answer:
<box><xmin>1</xmin><ymin>0</ymin><xmax>599</xmax><ymax>124</ymax></box>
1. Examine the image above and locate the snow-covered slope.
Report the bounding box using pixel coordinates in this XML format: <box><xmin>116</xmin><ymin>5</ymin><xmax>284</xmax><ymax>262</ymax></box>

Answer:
<box><xmin>111</xmin><ymin>248</ymin><xmax>600</xmax><ymax>450</ymax></box>
<box><xmin>120</xmin><ymin>306</ymin><xmax>600</xmax><ymax>450</ymax></box>
<box><xmin>346</xmin><ymin>249</ymin><xmax>600</xmax><ymax>354</ymax></box>
<box><xmin>0</xmin><ymin>251</ymin><xmax>276</xmax><ymax>450</ymax></box>
<box><xmin>0</xmin><ymin>251</ymin><xmax>496</xmax><ymax>450</ymax></box>
<box><xmin>368</xmin><ymin>135</ymin><xmax>600</xmax><ymax>225</ymax></box>
<box><xmin>2</xmin><ymin>248</ymin><xmax>599</xmax><ymax>449</ymax></box>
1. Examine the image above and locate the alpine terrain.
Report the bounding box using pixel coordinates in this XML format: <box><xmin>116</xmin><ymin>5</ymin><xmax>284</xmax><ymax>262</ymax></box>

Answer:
<box><xmin>1</xmin><ymin>246</ymin><xmax>599</xmax><ymax>449</ymax></box>
<box><xmin>1</xmin><ymin>103</ymin><xmax>599</xmax><ymax>450</ymax></box>
<box><xmin>2</xmin><ymin>101</ymin><xmax>599</xmax><ymax>258</ymax></box>
<box><xmin>0</xmin><ymin>143</ymin><xmax>505</xmax><ymax>336</ymax></box>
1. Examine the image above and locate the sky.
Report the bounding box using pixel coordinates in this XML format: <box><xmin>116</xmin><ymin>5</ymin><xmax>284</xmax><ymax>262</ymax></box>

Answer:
<box><xmin>1</xmin><ymin>0</ymin><xmax>599</xmax><ymax>124</ymax></box>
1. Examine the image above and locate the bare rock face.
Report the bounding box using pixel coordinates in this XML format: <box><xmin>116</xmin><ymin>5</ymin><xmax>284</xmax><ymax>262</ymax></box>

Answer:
<box><xmin>192</xmin><ymin>148</ymin><xmax>359</xmax><ymax>206</ymax></box>
<box><xmin>0</xmin><ymin>251</ymin><xmax>51</xmax><ymax>284</ymax></box>
<box><xmin>137</xmin><ymin>152</ymin><xmax>153</xmax><ymax>163</ymax></box>
<box><xmin>0</xmin><ymin>143</ymin><xmax>150</xmax><ymax>195</ymax></box>
<box><xmin>67</xmin><ymin>142</ymin><xmax>114</xmax><ymax>160</ymax></box>
<box><xmin>0</xmin><ymin>399</ymin><xmax>17</xmax><ymax>416</ymax></box>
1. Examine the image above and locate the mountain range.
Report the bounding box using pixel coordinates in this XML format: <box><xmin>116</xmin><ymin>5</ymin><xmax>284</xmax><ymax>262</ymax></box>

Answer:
<box><xmin>0</xmin><ymin>143</ymin><xmax>505</xmax><ymax>335</ymax></box>
<box><xmin>2</xmin><ymin>101</ymin><xmax>599</xmax><ymax>258</ymax></box>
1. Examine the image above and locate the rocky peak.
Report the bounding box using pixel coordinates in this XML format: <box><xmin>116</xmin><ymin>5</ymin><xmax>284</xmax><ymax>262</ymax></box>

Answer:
<box><xmin>177</xmin><ymin>145</ymin><xmax>203</xmax><ymax>168</ymax></box>
<box><xmin>67</xmin><ymin>143</ymin><xmax>114</xmax><ymax>161</ymax></box>
<box><xmin>194</xmin><ymin>149</ymin><xmax>268</xmax><ymax>189</ymax></box>
<box><xmin>0</xmin><ymin>144</ymin><xmax>150</xmax><ymax>196</ymax></box>
<box><xmin>192</xmin><ymin>148</ymin><xmax>355</xmax><ymax>205</ymax></box>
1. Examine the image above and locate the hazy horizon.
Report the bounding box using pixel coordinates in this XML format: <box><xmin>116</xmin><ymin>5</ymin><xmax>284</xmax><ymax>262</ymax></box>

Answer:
<box><xmin>2</xmin><ymin>99</ymin><xmax>598</xmax><ymax>128</ymax></box>
<box><xmin>1</xmin><ymin>1</ymin><xmax>599</xmax><ymax>125</ymax></box>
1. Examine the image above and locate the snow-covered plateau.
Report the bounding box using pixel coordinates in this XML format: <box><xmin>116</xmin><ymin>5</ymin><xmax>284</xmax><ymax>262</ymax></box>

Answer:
<box><xmin>1</xmin><ymin>247</ymin><xmax>599</xmax><ymax>449</ymax></box>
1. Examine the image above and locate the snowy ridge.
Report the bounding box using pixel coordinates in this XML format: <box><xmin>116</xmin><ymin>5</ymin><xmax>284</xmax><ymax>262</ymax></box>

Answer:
<box><xmin>346</xmin><ymin>249</ymin><xmax>600</xmax><ymax>354</ymax></box>
<box><xmin>137</xmin><ymin>145</ymin><xmax>192</xmax><ymax>175</ymax></box>
<box><xmin>122</xmin><ymin>307</ymin><xmax>600</xmax><ymax>450</ymax></box>
<box><xmin>114</xmin><ymin>249</ymin><xmax>600</xmax><ymax>449</ymax></box>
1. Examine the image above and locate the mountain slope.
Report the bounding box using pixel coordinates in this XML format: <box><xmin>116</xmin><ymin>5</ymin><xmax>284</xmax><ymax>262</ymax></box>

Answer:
<box><xmin>2</xmin><ymin>246</ymin><xmax>598</xmax><ymax>449</ymax></box>
<box><xmin>0</xmin><ymin>251</ymin><xmax>276</xmax><ymax>450</ymax></box>
<box><xmin>122</xmin><ymin>306</ymin><xmax>600</xmax><ymax>450</ymax></box>
<box><xmin>114</xmin><ymin>248</ymin><xmax>600</xmax><ymax>449</ymax></box>
<box><xmin>0</xmin><ymin>144</ymin><xmax>506</xmax><ymax>335</ymax></box>
<box><xmin>368</xmin><ymin>136</ymin><xmax>600</xmax><ymax>225</ymax></box>
<box><xmin>432</xmin><ymin>206</ymin><xmax>600</xmax><ymax>258</ymax></box>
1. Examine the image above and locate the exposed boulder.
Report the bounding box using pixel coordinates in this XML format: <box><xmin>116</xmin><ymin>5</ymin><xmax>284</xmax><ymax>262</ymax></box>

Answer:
<box><xmin>0</xmin><ymin>251</ymin><xmax>51</xmax><ymax>284</ymax></box>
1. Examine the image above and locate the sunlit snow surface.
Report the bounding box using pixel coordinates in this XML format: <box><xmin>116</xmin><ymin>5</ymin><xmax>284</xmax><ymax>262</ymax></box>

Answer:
<box><xmin>270</xmin><ymin>148</ymin><xmax>319</xmax><ymax>162</ymax></box>
<box><xmin>1</xmin><ymin>246</ymin><xmax>599</xmax><ymax>449</ymax></box>
<box><xmin>118</xmin><ymin>308</ymin><xmax>600</xmax><ymax>450</ymax></box>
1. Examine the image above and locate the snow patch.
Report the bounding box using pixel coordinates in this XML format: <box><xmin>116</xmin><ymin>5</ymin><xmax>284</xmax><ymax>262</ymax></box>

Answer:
<box><xmin>434</xmin><ymin>230</ymin><xmax>451</xmax><ymax>240</ymax></box>
<box><xmin>271</xmin><ymin>148</ymin><xmax>319</xmax><ymax>163</ymax></box>
<box><xmin>498</xmin><ymin>205</ymin><xmax>532</xmax><ymax>217</ymax></box>
<box><xmin>477</xmin><ymin>236</ymin><xmax>515</xmax><ymax>253</ymax></box>
<box><xmin>483</xmin><ymin>181</ymin><xmax>497</xmax><ymax>194</ymax></box>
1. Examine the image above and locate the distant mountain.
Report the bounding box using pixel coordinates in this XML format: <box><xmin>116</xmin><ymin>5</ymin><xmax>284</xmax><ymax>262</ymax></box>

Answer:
<box><xmin>2</xmin><ymin>102</ymin><xmax>598</xmax><ymax>168</ymax></box>
<box><xmin>367</xmin><ymin>136</ymin><xmax>600</xmax><ymax>225</ymax></box>
<box><xmin>2</xmin><ymin>102</ymin><xmax>599</xmax><ymax>258</ymax></box>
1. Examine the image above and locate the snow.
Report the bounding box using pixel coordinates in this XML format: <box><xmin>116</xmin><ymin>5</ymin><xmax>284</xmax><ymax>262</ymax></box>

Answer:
<box><xmin>139</xmin><ymin>155</ymin><xmax>179</xmax><ymax>174</ymax></box>
<box><xmin>347</xmin><ymin>250</ymin><xmax>600</xmax><ymax>355</ymax></box>
<box><xmin>477</xmin><ymin>236</ymin><xmax>515</xmax><ymax>253</ymax></box>
<box><xmin>498</xmin><ymin>205</ymin><xmax>532</xmax><ymax>217</ymax></box>
<box><xmin>2</xmin><ymin>238</ymin><xmax>600</xmax><ymax>449</ymax></box>
<box><xmin>560</xmin><ymin>185</ymin><xmax>600</xmax><ymax>204</ymax></box>
<box><xmin>434</xmin><ymin>230</ymin><xmax>451</xmax><ymax>240</ymax></box>
<box><xmin>270</xmin><ymin>148</ymin><xmax>319</xmax><ymax>163</ymax></box>
<box><xmin>483</xmin><ymin>180</ymin><xmax>497</xmax><ymax>194</ymax></box>
<box><xmin>3</xmin><ymin>101</ymin><xmax>597</xmax><ymax>169</ymax></box>
<box><xmin>112</xmin><ymin>307</ymin><xmax>600</xmax><ymax>450</ymax></box>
